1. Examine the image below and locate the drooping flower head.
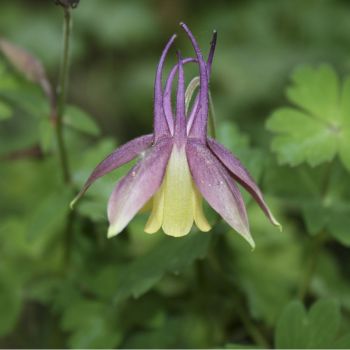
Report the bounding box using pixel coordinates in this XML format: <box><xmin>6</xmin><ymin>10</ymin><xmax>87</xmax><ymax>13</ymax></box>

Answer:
<box><xmin>71</xmin><ymin>23</ymin><xmax>281</xmax><ymax>248</ymax></box>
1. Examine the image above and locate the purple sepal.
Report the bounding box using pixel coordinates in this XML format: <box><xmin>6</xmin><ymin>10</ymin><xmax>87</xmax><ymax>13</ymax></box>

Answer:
<box><xmin>107</xmin><ymin>137</ymin><xmax>173</xmax><ymax>236</ymax></box>
<box><xmin>186</xmin><ymin>29</ymin><xmax>217</xmax><ymax>138</ymax></box>
<box><xmin>154</xmin><ymin>34</ymin><xmax>176</xmax><ymax>141</ymax></box>
<box><xmin>163</xmin><ymin>57</ymin><xmax>196</xmax><ymax>134</ymax></box>
<box><xmin>208</xmin><ymin>138</ymin><xmax>281</xmax><ymax>228</ymax></box>
<box><xmin>70</xmin><ymin>134</ymin><xmax>154</xmax><ymax>208</ymax></box>
<box><xmin>174</xmin><ymin>51</ymin><xmax>186</xmax><ymax>143</ymax></box>
<box><xmin>180</xmin><ymin>23</ymin><xmax>209</xmax><ymax>142</ymax></box>
<box><xmin>186</xmin><ymin>139</ymin><xmax>254</xmax><ymax>247</ymax></box>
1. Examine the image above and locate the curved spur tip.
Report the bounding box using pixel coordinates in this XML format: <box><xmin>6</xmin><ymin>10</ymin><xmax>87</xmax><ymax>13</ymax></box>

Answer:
<box><xmin>272</xmin><ymin>217</ymin><xmax>283</xmax><ymax>232</ymax></box>
<box><xmin>69</xmin><ymin>191</ymin><xmax>83</xmax><ymax>210</ymax></box>
<box><xmin>179</xmin><ymin>22</ymin><xmax>188</xmax><ymax>31</ymax></box>
<box><xmin>69</xmin><ymin>197</ymin><xmax>78</xmax><ymax>210</ymax></box>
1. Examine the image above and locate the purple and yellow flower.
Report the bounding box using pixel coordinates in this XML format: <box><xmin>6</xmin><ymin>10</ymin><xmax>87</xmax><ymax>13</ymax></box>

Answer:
<box><xmin>71</xmin><ymin>23</ymin><xmax>280</xmax><ymax>248</ymax></box>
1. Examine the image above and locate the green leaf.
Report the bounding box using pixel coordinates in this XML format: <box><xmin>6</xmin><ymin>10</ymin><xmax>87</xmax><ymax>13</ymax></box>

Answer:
<box><xmin>0</xmin><ymin>267</ymin><xmax>22</xmax><ymax>337</ymax></box>
<box><xmin>287</xmin><ymin>65</ymin><xmax>340</xmax><ymax>124</ymax></box>
<box><xmin>38</xmin><ymin>118</ymin><xmax>54</xmax><ymax>153</ymax></box>
<box><xmin>339</xmin><ymin>77</ymin><xmax>350</xmax><ymax>170</ymax></box>
<box><xmin>313</xmin><ymin>252</ymin><xmax>350</xmax><ymax>311</ymax></box>
<box><xmin>275</xmin><ymin>298</ymin><xmax>343</xmax><ymax>349</ymax></box>
<box><xmin>328</xmin><ymin>210</ymin><xmax>350</xmax><ymax>246</ymax></box>
<box><xmin>300</xmin><ymin>163</ymin><xmax>350</xmax><ymax>244</ymax></box>
<box><xmin>225</xmin><ymin>344</ymin><xmax>262</xmax><ymax>349</ymax></box>
<box><xmin>26</xmin><ymin>187</ymin><xmax>72</xmax><ymax>242</ymax></box>
<box><xmin>307</xmin><ymin>299</ymin><xmax>341</xmax><ymax>348</ymax></box>
<box><xmin>0</xmin><ymin>100</ymin><xmax>12</xmax><ymax>120</ymax></box>
<box><xmin>334</xmin><ymin>334</ymin><xmax>350</xmax><ymax>349</ymax></box>
<box><xmin>302</xmin><ymin>201</ymin><xmax>329</xmax><ymax>235</ymax></box>
<box><xmin>229</xmin><ymin>204</ymin><xmax>301</xmax><ymax>325</ymax></box>
<box><xmin>64</xmin><ymin>105</ymin><xmax>100</xmax><ymax>136</ymax></box>
<box><xmin>275</xmin><ymin>301</ymin><xmax>308</xmax><ymax>349</ymax></box>
<box><xmin>113</xmin><ymin>233</ymin><xmax>211</xmax><ymax>303</ymax></box>
<box><xmin>61</xmin><ymin>299</ymin><xmax>121</xmax><ymax>349</ymax></box>
<box><xmin>266</xmin><ymin>65</ymin><xmax>350</xmax><ymax>170</ymax></box>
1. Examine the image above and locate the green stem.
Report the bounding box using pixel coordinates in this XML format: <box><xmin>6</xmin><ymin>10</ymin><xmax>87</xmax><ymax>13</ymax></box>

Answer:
<box><xmin>56</xmin><ymin>7</ymin><xmax>72</xmax><ymax>184</ymax></box>
<box><xmin>236</xmin><ymin>303</ymin><xmax>270</xmax><ymax>349</ymax></box>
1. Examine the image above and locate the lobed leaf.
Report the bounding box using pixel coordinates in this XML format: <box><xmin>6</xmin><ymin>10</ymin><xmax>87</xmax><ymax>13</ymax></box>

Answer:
<box><xmin>112</xmin><ymin>233</ymin><xmax>211</xmax><ymax>303</ymax></box>
<box><xmin>275</xmin><ymin>298</ymin><xmax>348</xmax><ymax>349</ymax></box>
<box><xmin>266</xmin><ymin>64</ymin><xmax>350</xmax><ymax>171</ymax></box>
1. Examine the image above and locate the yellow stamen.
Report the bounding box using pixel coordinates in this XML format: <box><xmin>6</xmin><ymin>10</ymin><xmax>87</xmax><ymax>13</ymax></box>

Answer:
<box><xmin>145</xmin><ymin>146</ymin><xmax>211</xmax><ymax>236</ymax></box>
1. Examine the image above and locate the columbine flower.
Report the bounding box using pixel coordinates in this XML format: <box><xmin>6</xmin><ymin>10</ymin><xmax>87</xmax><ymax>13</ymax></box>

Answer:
<box><xmin>71</xmin><ymin>23</ymin><xmax>280</xmax><ymax>248</ymax></box>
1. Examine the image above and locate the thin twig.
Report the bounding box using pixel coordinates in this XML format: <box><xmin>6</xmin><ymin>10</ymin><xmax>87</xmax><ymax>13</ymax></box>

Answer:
<box><xmin>55</xmin><ymin>7</ymin><xmax>72</xmax><ymax>184</ymax></box>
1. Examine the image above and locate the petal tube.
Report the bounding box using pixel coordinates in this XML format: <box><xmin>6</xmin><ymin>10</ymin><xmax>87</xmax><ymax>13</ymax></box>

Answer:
<box><xmin>207</xmin><ymin>30</ymin><xmax>217</xmax><ymax>75</ymax></box>
<box><xmin>207</xmin><ymin>138</ymin><xmax>281</xmax><ymax>229</ymax></box>
<box><xmin>163</xmin><ymin>57</ymin><xmax>196</xmax><ymax>134</ymax></box>
<box><xmin>186</xmin><ymin>140</ymin><xmax>255</xmax><ymax>248</ymax></box>
<box><xmin>162</xmin><ymin>30</ymin><xmax>217</xmax><ymax>136</ymax></box>
<box><xmin>174</xmin><ymin>51</ymin><xmax>186</xmax><ymax>142</ymax></box>
<box><xmin>187</xmin><ymin>30</ymin><xmax>217</xmax><ymax>136</ymax></box>
<box><xmin>70</xmin><ymin>134</ymin><xmax>154</xmax><ymax>208</ymax></box>
<box><xmin>154</xmin><ymin>34</ymin><xmax>177</xmax><ymax>141</ymax></box>
<box><xmin>180</xmin><ymin>23</ymin><xmax>209</xmax><ymax>141</ymax></box>
<box><xmin>107</xmin><ymin>138</ymin><xmax>173</xmax><ymax>237</ymax></box>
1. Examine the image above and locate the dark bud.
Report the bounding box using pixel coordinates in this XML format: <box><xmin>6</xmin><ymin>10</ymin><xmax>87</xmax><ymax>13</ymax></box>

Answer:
<box><xmin>54</xmin><ymin>0</ymin><xmax>80</xmax><ymax>9</ymax></box>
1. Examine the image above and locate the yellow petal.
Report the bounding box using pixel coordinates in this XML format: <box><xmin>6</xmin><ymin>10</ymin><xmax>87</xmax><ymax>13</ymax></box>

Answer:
<box><xmin>162</xmin><ymin>146</ymin><xmax>194</xmax><ymax>237</ymax></box>
<box><xmin>144</xmin><ymin>185</ymin><xmax>164</xmax><ymax>234</ymax></box>
<box><xmin>144</xmin><ymin>145</ymin><xmax>211</xmax><ymax>236</ymax></box>
<box><xmin>139</xmin><ymin>198</ymin><xmax>154</xmax><ymax>213</ymax></box>
<box><xmin>193</xmin><ymin>186</ymin><xmax>211</xmax><ymax>232</ymax></box>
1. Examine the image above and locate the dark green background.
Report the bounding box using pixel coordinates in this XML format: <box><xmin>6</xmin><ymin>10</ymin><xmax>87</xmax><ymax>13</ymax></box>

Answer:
<box><xmin>1</xmin><ymin>0</ymin><xmax>350</xmax><ymax>348</ymax></box>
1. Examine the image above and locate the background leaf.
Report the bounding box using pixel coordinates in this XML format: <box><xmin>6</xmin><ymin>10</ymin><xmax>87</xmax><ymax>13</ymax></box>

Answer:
<box><xmin>275</xmin><ymin>299</ymin><xmax>347</xmax><ymax>349</ymax></box>
<box><xmin>266</xmin><ymin>65</ymin><xmax>350</xmax><ymax>170</ymax></box>
<box><xmin>64</xmin><ymin>105</ymin><xmax>100</xmax><ymax>136</ymax></box>
<box><xmin>113</xmin><ymin>233</ymin><xmax>211</xmax><ymax>303</ymax></box>
<box><xmin>0</xmin><ymin>100</ymin><xmax>12</xmax><ymax>120</ymax></box>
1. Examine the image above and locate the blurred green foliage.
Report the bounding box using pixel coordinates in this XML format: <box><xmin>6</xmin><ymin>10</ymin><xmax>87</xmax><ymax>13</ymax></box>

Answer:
<box><xmin>1</xmin><ymin>0</ymin><xmax>350</xmax><ymax>348</ymax></box>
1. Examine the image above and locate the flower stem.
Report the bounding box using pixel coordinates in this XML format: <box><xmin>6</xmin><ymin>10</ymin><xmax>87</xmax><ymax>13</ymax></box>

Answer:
<box><xmin>236</xmin><ymin>302</ymin><xmax>270</xmax><ymax>349</ymax></box>
<box><xmin>56</xmin><ymin>7</ymin><xmax>72</xmax><ymax>184</ymax></box>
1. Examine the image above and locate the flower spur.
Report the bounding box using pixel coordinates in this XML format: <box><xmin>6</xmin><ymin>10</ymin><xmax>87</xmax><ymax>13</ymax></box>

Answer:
<box><xmin>71</xmin><ymin>23</ymin><xmax>281</xmax><ymax>248</ymax></box>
